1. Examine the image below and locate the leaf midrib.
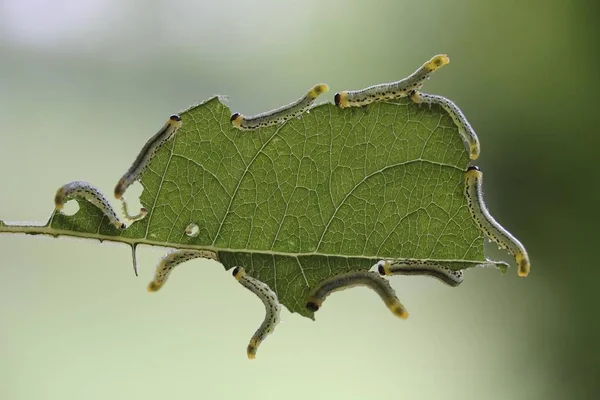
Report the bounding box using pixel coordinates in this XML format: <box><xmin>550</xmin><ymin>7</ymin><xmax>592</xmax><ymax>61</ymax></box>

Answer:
<box><xmin>0</xmin><ymin>218</ymin><xmax>490</xmax><ymax>265</ymax></box>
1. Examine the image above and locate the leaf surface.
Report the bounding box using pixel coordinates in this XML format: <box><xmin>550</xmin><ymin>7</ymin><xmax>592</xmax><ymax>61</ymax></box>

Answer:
<box><xmin>1</xmin><ymin>97</ymin><xmax>505</xmax><ymax>317</ymax></box>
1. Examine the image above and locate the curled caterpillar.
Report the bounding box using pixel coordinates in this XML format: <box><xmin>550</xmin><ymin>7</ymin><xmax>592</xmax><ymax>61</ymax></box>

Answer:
<box><xmin>147</xmin><ymin>249</ymin><xmax>218</xmax><ymax>291</ymax></box>
<box><xmin>306</xmin><ymin>270</ymin><xmax>408</xmax><ymax>319</ymax></box>
<box><xmin>184</xmin><ymin>222</ymin><xmax>199</xmax><ymax>238</ymax></box>
<box><xmin>464</xmin><ymin>166</ymin><xmax>530</xmax><ymax>277</ymax></box>
<box><xmin>232</xmin><ymin>267</ymin><xmax>281</xmax><ymax>359</ymax></box>
<box><xmin>120</xmin><ymin>196</ymin><xmax>147</xmax><ymax>223</ymax></box>
<box><xmin>230</xmin><ymin>83</ymin><xmax>329</xmax><ymax>130</ymax></box>
<box><xmin>334</xmin><ymin>54</ymin><xmax>449</xmax><ymax>108</ymax></box>
<box><xmin>54</xmin><ymin>181</ymin><xmax>126</xmax><ymax>230</ymax></box>
<box><xmin>114</xmin><ymin>114</ymin><xmax>182</xmax><ymax>200</ymax></box>
<box><xmin>377</xmin><ymin>260</ymin><xmax>463</xmax><ymax>287</ymax></box>
<box><xmin>410</xmin><ymin>91</ymin><xmax>480</xmax><ymax>160</ymax></box>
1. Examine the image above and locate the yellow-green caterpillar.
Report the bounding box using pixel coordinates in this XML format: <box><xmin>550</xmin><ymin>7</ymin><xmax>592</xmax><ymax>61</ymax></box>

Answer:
<box><xmin>147</xmin><ymin>249</ymin><xmax>218</xmax><ymax>292</ymax></box>
<box><xmin>231</xmin><ymin>84</ymin><xmax>329</xmax><ymax>130</ymax></box>
<box><xmin>184</xmin><ymin>222</ymin><xmax>199</xmax><ymax>238</ymax></box>
<box><xmin>232</xmin><ymin>267</ymin><xmax>281</xmax><ymax>359</ymax></box>
<box><xmin>464</xmin><ymin>166</ymin><xmax>530</xmax><ymax>277</ymax></box>
<box><xmin>306</xmin><ymin>270</ymin><xmax>408</xmax><ymax>319</ymax></box>
<box><xmin>120</xmin><ymin>196</ymin><xmax>147</xmax><ymax>223</ymax></box>
<box><xmin>410</xmin><ymin>91</ymin><xmax>480</xmax><ymax>160</ymax></box>
<box><xmin>377</xmin><ymin>259</ymin><xmax>464</xmax><ymax>287</ymax></box>
<box><xmin>54</xmin><ymin>181</ymin><xmax>126</xmax><ymax>230</ymax></box>
<box><xmin>334</xmin><ymin>54</ymin><xmax>449</xmax><ymax>108</ymax></box>
<box><xmin>114</xmin><ymin>114</ymin><xmax>182</xmax><ymax>200</ymax></box>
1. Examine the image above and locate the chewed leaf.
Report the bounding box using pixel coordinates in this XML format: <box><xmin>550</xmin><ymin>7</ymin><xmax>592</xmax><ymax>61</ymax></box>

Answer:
<box><xmin>0</xmin><ymin>96</ymin><xmax>505</xmax><ymax>318</ymax></box>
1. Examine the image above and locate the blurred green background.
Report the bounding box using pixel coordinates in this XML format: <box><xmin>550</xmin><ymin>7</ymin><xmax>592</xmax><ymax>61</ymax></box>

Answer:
<box><xmin>1</xmin><ymin>0</ymin><xmax>598</xmax><ymax>399</ymax></box>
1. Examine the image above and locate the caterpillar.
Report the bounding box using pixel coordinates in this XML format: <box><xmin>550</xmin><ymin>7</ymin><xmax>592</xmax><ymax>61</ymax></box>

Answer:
<box><xmin>464</xmin><ymin>166</ymin><xmax>530</xmax><ymax>277</ymax></box>
<box><xmin>230</xmin><ymin>84</ymin><xmax>329</xmax><ymax>130</ymax></box>
<box><xmin>334</xmin><ymin>54</ymin><xmax>449</xmax><ymax>108</ymax></box>
<box><xmin>147</xmin><ymin>249</ymin><xmax>218</xmax><ymax>291</ymax></box>
<box><xmin>54</xmin><ymin>181</ymin><xmax>126</xmax><ymax>230</ymax></box>
<box><xmin>306</xmin><ymin>270</ymin><xmax>408</xmax><ymax>319</ymax></box>
<box><xmin>377</xmin><ymin>260</ymin><xmax>464</xmax><ymax>287</ymax></box>
<box><xmin>114</xmin><ymin>114</ymin><xmax>182</xmax><ymax>200</ymax></box>
<box><xmin>232</xmin><ymin>267</ymin><xmax>281</xmax><ymax>359</ymax></box>
<box><xmin>120</xmin><ymin>196</ymin><xmax>147</xmax><ymax>222</ymax></box>
<box><xmin>410</xmin><ymin>91</ymin><xmax>480</xmax><ymax>160</ymax></box>
<box><xmin>184</xmin><ymin>222</ymin><xmax>199</xmax><ymax>238</ymax></box>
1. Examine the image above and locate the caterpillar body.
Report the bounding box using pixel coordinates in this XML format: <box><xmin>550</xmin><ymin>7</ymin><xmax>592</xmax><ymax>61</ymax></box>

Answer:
<box><xmin>377</xmin><ymin>260</ymin><xmax>464</xmax><ymax>287</ymax></box>
<box><xmin>232</xmin><ymin>267</ymin><xmax>281</xmax><ymax>359</ymax></box>
<box><xmin>54</xmin><ymin>181</ymin><xmax>126</xmax><ymax>230</ymax></box>
<box><xmin>184</xmin><ymin>222</ymin><xmax>200</xmax><ymax>238</ymax></box>
<box><xmin>114</xmin><ymin>114</ymin><xmax>182</xmax><ymax>200</ymax></box>
<box><xmin>464</xmin><ymin>166</ymin><xmax>530</xmax><ymax>277</ymax></box>
<box><xmin>410</xmin><ymin>91</ymin><xmax>480</xmax><ymax>160</ymax></box>
<box><xmin>120</xmin><ymin>197</ymin><xmax>147</xmax><ymax>222</ymax></box>
<box><xmin>230</xmin><ymin>84</ymin><xmax>329</xmax><ymax>130</ymax></box>
<box><xmin>306</xmin><ymin>270</ymin><xmax>408</xmax><ymax>319</ymax></box>
<box><xmin>147</xmin><ymin>249</ymin><xmax>218</xmax><ymax>292</ymax></box>
<box><xmin>334</xmin><ymin>54</ymin><xmax>449</xmax><ymax>108</ymax></box>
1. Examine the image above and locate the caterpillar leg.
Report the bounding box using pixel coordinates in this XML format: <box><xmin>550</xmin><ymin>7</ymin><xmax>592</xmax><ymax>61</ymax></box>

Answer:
<box><xmin>409</xmin><ymin>91</ymin><xmax>432</xmax><ymax>109</ymax></box>
<box><xmin>306</xmin><ymin>270</ymin><xmax>408</xmax><ymax>319</ymax></box>
<box><xmin>232</xmin><ymin>267</ymin><xmax>281</xmax><ymax>359</ymax></box>
<box><xmin>147</xmin><ymin>249</ymin><xmax>218</xmax><ymax>291</ymax></box>
<box><xmin>376</xmin><ymin>260</ymin><xmax>464</xmax><ymax>287</ymax></box>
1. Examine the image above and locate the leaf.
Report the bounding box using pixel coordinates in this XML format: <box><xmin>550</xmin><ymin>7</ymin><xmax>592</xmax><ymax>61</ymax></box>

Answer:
<box><xmin>0</xmin><ymin>96</ymin><xmax>506</xmax><ymax>318</ymax></box>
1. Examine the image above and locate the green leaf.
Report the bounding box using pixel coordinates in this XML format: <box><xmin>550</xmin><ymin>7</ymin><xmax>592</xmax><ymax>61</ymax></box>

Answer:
<box><xmin>0</xmin><ymin>96</ymin><xmax>506</xmax><ymax>318</ymax></box>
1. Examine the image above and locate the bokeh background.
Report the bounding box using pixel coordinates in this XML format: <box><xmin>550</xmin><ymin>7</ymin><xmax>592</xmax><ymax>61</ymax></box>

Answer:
<box><xmin>1</xmin><ymin>0</ymin><xmax>598</xmax><ymax>399</ymax></box>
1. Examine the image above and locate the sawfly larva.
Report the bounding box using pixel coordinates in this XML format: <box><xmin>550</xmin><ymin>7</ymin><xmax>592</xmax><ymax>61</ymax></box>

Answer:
<box><xmin>147</xmin><ymin>249</ymin><xmax>218</xmax><ymax>291</ymax></box>
<box><xmin>465</xmin><ymin>166</ymin><xmax>530</xmax><ymax>277</ymax></box>
<box><xmin>114</xmin><ymin>114</ymin><xmax>182</xmax><ymax>199</ymax></box>
<box><xmin>410</xmin><ymin>91</ymin><xmax>480</xmax><ymax>160</ymax></box>
<box><xmin>306</xmin><ymin>270</ymin><xmax>408</xmax><ymax>319</ymax></box>
<box><xmin>334</xmin><ymin>54</ymin><xmax>449</xmax><ymax>108</ymax></box>
<box><xmin>377</xmin><ymin>260</ymin><xmax>463</xmax><ymax>287</ymax></box>
<box><xmin>232</xmin><ymin>267</ymin><xmax>281</xmax><ymax>359</ymax></box>
<box><xmin>231</xmin><ymin>84</ymin><xmax>329</xmax><ymax>130</ymax></box>
<box><xmin>54</xmin><ymin>181</ymin><xmax>126</xmax><ymax>230</ymax></box>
